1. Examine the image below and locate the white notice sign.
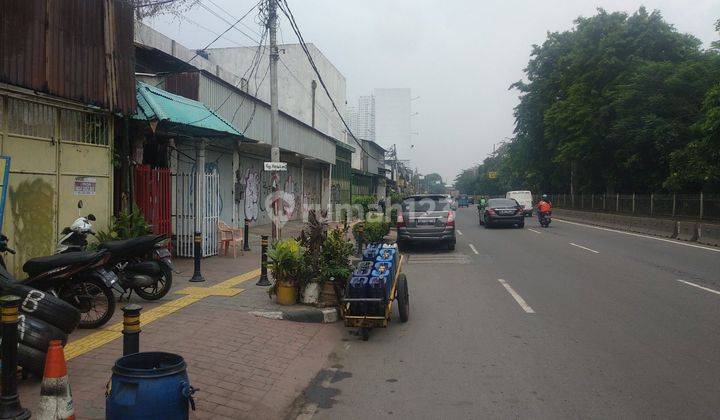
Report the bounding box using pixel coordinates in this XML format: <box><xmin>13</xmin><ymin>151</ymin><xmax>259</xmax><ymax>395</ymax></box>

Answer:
<box><xmin>264</xmin><ymin>162</ymin><xmax>288</xmax><ymax>171</ymax></box>
<box><xmin>73</xmin><ymin>177</ymin><xmax>97</xmax><ymax>195</ymax></box>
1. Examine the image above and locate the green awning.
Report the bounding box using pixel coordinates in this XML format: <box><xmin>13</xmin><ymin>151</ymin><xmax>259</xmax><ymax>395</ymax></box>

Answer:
<box><xmin>133</xmin><ymin>81</ymin><xmax>243</xmax><ymax>139</ymax></box>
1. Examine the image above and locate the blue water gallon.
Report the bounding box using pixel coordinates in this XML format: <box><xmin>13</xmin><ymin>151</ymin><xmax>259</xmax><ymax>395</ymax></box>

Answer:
<box><xmin>106</xmin><ymin>352</ymin><xmax>196</xmax><ymax>420</ymax></box>
<box><xmin>353</xmin><ymin>261</ymin><xmax>374</xmax><ymax>277</ymax></box>
<box><xmin>375</xmin><ymin>248</ymin><xmax>398</xmax><ymax>264</ymax></box>
<box><xmin>367</xmin><ymin>276</ymin><xmax>389</xmax><ymax>315</ymax></box>
<box><xmin>348</xmin><ymin>276</ymin><xmax>369</xmax><ymax>314</ymax></box>
<box><xmin>362</xmin><ymin>243</ymin><xmax>382</xmax><ymax>261</ymax></box>
<box><xmin>372</xmin><ymin>261</ymin><xmax>394</xmax><ymax>281</ymax></box>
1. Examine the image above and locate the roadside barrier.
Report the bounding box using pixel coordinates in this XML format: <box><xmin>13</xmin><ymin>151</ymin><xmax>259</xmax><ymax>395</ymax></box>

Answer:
<box><xmin>122</xmin><ymin>304</ymin><xmax>142</xmax><ymax>356</ymax></box>
<box><xmin>257</xmin><ymin>235</ymin><xmax>271</xmax><ymax>286</ymax></box>
<box><xmin>698</xmin><ymin>223</ymin><xmax>720</xmax><ymax>246</ymax></box>
<box><xmin>0</xmin><ymin>295</ymin><xmax>31</xmax><ymax>419</ymax></box>
<box><xmin>676</xmin><ymin>221</ymin><xmax>699</xmax><ymax>242</ymax></box>
<box><xmin>36</xmin><ymin>340</ymin><xmax>74</xmax><ymax>420</ymax></box>
<box><xmin>189</xmin><ymin>231</ymin><xmax>205</xmax><ymax>283</ymax></box>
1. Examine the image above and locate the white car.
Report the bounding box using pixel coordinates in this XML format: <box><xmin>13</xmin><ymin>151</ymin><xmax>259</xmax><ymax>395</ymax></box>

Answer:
<box><xmin>506</xmin><ymin>190</ymin><xmax>533</xmax><ymax>217</ymax></box>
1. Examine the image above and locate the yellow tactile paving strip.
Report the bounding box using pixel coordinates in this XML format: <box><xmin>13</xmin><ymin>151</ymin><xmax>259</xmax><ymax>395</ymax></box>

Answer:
<box><xmin>64</xmin><ymin>268</ymin><xmax>262</xmax><ymax>360</ymax></box>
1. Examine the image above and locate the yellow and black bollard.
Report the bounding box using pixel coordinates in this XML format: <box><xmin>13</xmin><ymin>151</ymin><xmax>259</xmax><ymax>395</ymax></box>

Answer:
<box><xmin>0</xmin><ymin>295</ymin><xmax>31</xmax><ymax>420</ymax></box>
<box><xmin>189</xmin><ymin>231</ymin><xmax>205</xmax><ymax>283</ymax></box>
<box><xmin>256</xmin><ymin>235</ymin><xmax>271</xmax><ymax>286</ymax></box>
<box><xmin>122</xmin><ymin>304</ymin><xmax>142</xmax><ymax>356</ymax></box>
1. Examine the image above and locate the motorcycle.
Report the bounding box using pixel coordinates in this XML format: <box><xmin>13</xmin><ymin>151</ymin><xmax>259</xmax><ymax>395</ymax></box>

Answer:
<box><xmin>57</xmin><ymin>211</ymin><xmax>173</xmax><ymax>301</ymax></box>
<box><xmin>539</xmin><ymin>211</ymin><xmax>552</xmax><ymax>228</ymax></box>
<box><xmin>0</xmin><ymin>234</ymin><xmax>117</xmax><ymax>329</ymax></box>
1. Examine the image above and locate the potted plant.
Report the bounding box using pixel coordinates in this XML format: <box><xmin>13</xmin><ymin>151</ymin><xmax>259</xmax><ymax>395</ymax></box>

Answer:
<box><xmin>317</xmin><ymin>228</ymin><xmax>355</xmax><ymax>307</ymax></box>
<box><xmin>297</xmin><ymin>210</ymin><xmax>327</xmax><ymax>304</ymax></box>
<box><xmin>266</xmin><ymin>238</ymin><xmax>304</xmax><ymax>305</ymax></box>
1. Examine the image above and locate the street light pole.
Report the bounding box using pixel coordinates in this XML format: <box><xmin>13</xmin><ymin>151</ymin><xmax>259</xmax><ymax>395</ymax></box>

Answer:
<box><xmin>268</xmin><ymin>0</ymin><xmax>280</xmax><ymax>241</ymax></box>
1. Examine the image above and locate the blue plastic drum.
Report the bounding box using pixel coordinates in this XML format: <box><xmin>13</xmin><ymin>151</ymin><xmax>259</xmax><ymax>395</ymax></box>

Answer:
<box><xmin>106</xmin><ymin>352</ymin><xmax>196</xmax><ymax>420</ymax></box>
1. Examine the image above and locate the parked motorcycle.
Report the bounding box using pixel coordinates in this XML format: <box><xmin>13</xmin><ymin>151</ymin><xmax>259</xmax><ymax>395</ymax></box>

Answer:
<box><xmin>539</xmin><ymin>211</ymin><xmax>552</xmax><ymax>228</ymax></box>
<box><xmin>57</xmin><ymin>212</ymin><xmax>173</xmax><ymax>301</ymax></box>
<box><xmin>0</xmin><ymin>234</ymin><xmax>117</xmax><ymax>329</ymax></box>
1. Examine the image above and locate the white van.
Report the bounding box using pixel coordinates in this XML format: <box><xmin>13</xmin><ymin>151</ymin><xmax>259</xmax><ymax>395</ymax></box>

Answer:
<box><xmin>506</xmin><ymin>191</ymin><xmax>533</xmax><ymax>216</ymax></box>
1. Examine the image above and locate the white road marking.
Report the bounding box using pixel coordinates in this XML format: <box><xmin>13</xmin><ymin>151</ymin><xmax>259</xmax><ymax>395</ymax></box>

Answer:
<box><xmin>555</xmin><ymin>218</ymin><xmax>720</xmax><ymax>253</ymax></box>
<box><xmin>528</xmin><ymin>228</ymin><xmax>542</xmax><ymax>234</ymax></box>
<box><xmin>569</xmin><ymin>242</ymin><xmax>600</xmax><ymax>254</ymax></box>
<box><xmin>677</xmin><ymin>279</ymin><xmax>720</xmax><ymax>296</ymax></box>
<box><xmin>498</xmin><ymin>279</ymin><xmax>535</xmax><ymax>313</ymax></box>
<box><xmin>457</xmin><ymin>230</ymin><xmax>463</xmax><ymax>235</ymax></box>
<box><xmin>468</xmin><ymin>244</ymin><xmax>479</xmax><ymax>254</ymax></box>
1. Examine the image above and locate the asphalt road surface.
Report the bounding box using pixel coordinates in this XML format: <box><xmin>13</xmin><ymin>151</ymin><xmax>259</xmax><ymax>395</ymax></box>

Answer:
<box><xmin>297</xmin><ymin>207</ymin><xmax>720</xmax><ymax>419</ymax></box>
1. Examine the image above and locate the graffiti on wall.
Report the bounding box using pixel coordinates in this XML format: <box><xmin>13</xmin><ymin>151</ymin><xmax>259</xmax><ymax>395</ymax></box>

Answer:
<box><xmin>243</xmin><ymin>168</ymin><xmax>260</xmax><ymax>221</ymax></box>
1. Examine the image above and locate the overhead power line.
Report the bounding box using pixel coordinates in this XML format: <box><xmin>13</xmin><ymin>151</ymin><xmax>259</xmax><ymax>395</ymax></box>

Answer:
<box><xmin>197</xmin><ymin>1</ymin><xmax>262</xmax><ymax>45</ymax></box>
<box><xmin>277</xmin><ymin>0</ymin><xmax>372</xmax><ymax>158</ymax></box>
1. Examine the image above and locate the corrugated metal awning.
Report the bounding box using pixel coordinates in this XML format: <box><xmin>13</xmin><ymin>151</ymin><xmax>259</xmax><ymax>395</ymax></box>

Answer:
<box><xmin>134</xmin><ymin>82</ymin><xmax>246</xmax><ymax>140</ymax></box>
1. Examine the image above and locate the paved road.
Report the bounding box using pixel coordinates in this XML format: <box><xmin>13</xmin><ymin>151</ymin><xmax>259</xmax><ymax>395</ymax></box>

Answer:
<box><xmin>297</xmin><ymin>207</ymin><xmax>720</xmax><ymax>419</ymax></box>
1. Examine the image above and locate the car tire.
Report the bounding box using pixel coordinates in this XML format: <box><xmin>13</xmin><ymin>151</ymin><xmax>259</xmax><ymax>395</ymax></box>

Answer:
<box><xmin>447</xmin><ymin>241</ymin><xmax>456</xmax><ymax>251</ymax></box>
<box><xmin>17</xmin><ymin>343</ymin><xmax>47</xmax><ymax>377</ymax></box>
<box><xmin>518</xmin><ymin>221</ymin><xmax>525</xmax><ymax>228</ymax></box>
<box><xmin>397</xmin><ymin>274</ymin><xmax>409</xmax><ymax>323</ymax></box>
<box><xmin>1</xmin><ymin>283</ymin><xmax>81</xmax><ymax>334</ymax></box>
<box><xmin>18</xmin><ymin>314</ymin><xmax>69</xmax><ymax>352</ymax></box>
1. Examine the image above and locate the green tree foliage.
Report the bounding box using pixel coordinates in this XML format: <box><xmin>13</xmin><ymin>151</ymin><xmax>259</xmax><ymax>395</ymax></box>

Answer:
<box><xmin>457</xmin><ymin>9</ymin><xmax>720</xmax><ymax>194</ymax></box>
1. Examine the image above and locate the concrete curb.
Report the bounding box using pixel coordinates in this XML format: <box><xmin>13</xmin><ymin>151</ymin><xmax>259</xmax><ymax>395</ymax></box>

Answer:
<box><xmin>250</xmin><ymin>307</ymin><xmax>340</xmax><ymax>323</ymax></box>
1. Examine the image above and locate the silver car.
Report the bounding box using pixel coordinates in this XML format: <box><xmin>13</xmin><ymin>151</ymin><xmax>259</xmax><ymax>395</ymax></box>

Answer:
<box><xmin>397</xmin><ymin>194</ymin><xmax>456</xmax><ymax>250</ymax></box>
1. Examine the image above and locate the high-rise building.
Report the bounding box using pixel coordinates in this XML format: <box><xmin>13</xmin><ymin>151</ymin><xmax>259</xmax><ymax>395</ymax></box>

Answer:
<box><xmin>373</xmin><ymin>88</ymin><xmax>411</xmax><ymax>150</ymax></box>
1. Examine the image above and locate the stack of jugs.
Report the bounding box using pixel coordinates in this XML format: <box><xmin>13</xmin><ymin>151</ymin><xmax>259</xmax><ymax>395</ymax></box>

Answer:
<box><xmin>362</xmin><ymin>243</ymin><xmax>382</xmax><ymax>261</ymax></box>
<box><xmin>348</xmin><ymin>261</ymin><xmax>374</xmax><ymax>314</ymax></box>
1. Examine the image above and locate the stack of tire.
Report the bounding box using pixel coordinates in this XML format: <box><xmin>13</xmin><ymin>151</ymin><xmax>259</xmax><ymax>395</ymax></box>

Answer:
<box><xmin>0</xmin><ymin>282</ymin><xmax>81</xmax><ymax>376</ymax></box>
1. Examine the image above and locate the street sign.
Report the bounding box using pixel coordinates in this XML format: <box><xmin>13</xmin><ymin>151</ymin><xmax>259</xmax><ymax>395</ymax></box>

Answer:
<box><xmin>488</xmin><ymin>171</ymin><xmax>498</xmax><ymax>179</ymax></box>
<box><xmin>264</xmin><ymin>162</ymin><xmax>288</xmax><ymax>171</ymax></box>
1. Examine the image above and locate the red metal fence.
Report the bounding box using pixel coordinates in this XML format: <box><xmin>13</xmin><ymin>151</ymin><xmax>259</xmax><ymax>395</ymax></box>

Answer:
<box><xmin>133</xmin><ymin>165</ymin><xmax>171</xmax><ymax>237</ymax></box>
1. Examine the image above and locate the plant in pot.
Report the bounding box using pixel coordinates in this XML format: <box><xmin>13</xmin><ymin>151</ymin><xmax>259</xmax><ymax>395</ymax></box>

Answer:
<box><xmin>317</xmin><ymin>228</ymin><xmax>355</xmax><ymax>307</ymax></box>
<box><xmin>266</xmin><ymin>238</ymin><xmax>304</xmax><ymax>305</ymax></box>
<box><xmin>297</xmin><ymin>210</ymin><xmax>327</xmax><ymax>304</ymax></box>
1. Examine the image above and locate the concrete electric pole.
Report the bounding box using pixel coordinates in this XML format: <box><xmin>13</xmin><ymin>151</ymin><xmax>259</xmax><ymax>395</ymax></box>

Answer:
<box><xmin>268</xmin><ymin>0</ymin><xmax>280</xmax><ymax>241</ymax></box>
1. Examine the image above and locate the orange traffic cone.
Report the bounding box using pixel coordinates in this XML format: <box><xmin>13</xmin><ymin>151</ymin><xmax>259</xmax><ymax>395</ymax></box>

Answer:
<box><xmin>36</xmin><ymin>340</ymin><xmax>75</xmax><ymax>420</ymax></box>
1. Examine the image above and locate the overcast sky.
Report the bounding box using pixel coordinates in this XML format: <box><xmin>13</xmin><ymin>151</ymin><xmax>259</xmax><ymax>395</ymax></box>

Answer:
<box><xmin>147</xmin><ymin>0</ymin><xmax>718</xmax><ymax>182</ymax></box>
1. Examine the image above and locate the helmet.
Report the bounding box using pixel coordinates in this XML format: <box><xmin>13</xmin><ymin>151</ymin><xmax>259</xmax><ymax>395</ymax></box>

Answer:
<box><xmin>542</xmin><ymin>194</ymin><xmax>548</xmax><ymax>200</ymax></box>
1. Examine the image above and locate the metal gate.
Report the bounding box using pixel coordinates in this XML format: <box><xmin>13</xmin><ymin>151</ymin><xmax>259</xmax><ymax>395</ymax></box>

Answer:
<box><xmin>174</xmin><ymin>171</ymin><xmax>219</xmax><ymax>257</ymax></box>
<box><xmin>133</xmin><ymin>165</ymin><xmax>171</xmax><ymax>237</ymax></box>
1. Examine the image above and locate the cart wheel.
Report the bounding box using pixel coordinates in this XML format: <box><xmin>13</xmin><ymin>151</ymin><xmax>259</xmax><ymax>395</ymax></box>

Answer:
<box><xmin>360</xmin><ymin>328</ymin><xmax>370</xmax><ymax>341</ymax></box>
<box><xmin>397</xmin><ymin>274</ymin><xmax>409</xmax><ymax>323</ymax></box>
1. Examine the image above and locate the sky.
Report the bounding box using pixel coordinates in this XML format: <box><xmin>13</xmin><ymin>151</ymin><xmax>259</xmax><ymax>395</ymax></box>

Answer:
<box><xmin>147</xmin><ymin>0</ymin><xmax>719</xmax><ymax>183</ymax></box>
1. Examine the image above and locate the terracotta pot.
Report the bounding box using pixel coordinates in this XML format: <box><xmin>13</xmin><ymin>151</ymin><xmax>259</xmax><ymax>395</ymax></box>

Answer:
<box><xmin>276</xmin><ymin>282</ymin><xmax>297</xmax><ymax>306</ymax></box>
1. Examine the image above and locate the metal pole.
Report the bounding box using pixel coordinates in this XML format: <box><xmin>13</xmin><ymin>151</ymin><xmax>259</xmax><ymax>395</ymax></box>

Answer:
<box><xmin>268</xmin><ymin>0</ymin><xmax>280</xmax><ymax>242</ymax></box>
<box><xmin>632</xmin><ymin>193</ymin><xmax>636</xmax><ymax>214</ymax></box>
<box><xmin>616</xmin><ymin>194</ymin><xmax>620</xmax><ymax>212</ymax></box>
<box><xmin>650</xmin><ymin>193</ymin><xmax>654</xmax><ymax>216</ymax></box>
<box><xmin>243</xmin><ymin>219</ymin><xmax>250</xmax><ymax>251</ymax></box>
<box><xmin>190</xmin><ymin>143</ymin><xmax>205</xmax><ymax>283</ymax></box>
<box><xmin>122</xmin><ymin>304</ymin><xmax>142</xmax><ymax>356</ymax></box>
<box><xmin>0</xmin><ymin>296</ymin><xmax>30</xmax><ymax>420</ymax></box>
<box><xmin>256</xmin><ymin>235</ymin><xmax>271</xmax><ymax>286</ymax></box>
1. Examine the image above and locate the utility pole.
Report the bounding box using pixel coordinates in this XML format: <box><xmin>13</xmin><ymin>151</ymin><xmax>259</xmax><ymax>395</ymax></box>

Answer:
<box><xmin>268</xmin><ymin>0</ymin><xmax>280</xmax><ymax>241</ymax></box>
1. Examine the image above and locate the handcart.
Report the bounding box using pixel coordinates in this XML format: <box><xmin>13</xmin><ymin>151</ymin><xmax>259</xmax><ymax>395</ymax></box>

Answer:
<box><xmin>340</xmin><ymin>253</ymin><xmax>409</xmax><ymax>341</ymax></box>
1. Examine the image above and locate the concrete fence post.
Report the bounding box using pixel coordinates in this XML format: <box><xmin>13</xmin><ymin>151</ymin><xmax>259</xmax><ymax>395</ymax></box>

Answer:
<box><xmin>591</xmin><ymin>194</ymin><xmax>594</xmax><ymax>210</ymax></box>
<box><xmin>650</xmin><ymin>194</ymin><xmax>654</xmax><ymax>216</ymax></box>
<box><xmin>632</xmin><ymin>193</ymin><xmax>636</xmax><ymax>214</ymax></box>
<box><xmin>616</xmin><ymin>194</ymin><xmax>620</xmax><ymax>213</ymax></box>
<box><xmin>672</xmin><ymin>193</ymin><xmax>677</xmax><ymax>217</ymax></box>
<box><xmin>699</xmin><ymin>192</ymin><xmax>703</xmax><ymax>220</ymax></box>
<box><xmin>580</xmin><ymin>194</ymin><xmax>583</xmax><ymax>209</ymax></box>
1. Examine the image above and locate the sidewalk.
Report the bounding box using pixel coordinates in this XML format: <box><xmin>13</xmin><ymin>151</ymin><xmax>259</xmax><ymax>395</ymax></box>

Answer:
<box><xmin>16</xmin><ymin>228</ymin><xmax>345</xmax><ymax>419</ymax></box>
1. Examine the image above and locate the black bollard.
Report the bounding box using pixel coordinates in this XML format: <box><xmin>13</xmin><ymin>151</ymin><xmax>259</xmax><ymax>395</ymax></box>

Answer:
<box><xmin>0</xmin><ymin>296</ymin><xmax>31</xmax><ymax>420</ymax></box>
<box><xmin>256</xmin><ymin>235</ymin><xmax>271</xmax><ymax>286</ymax></box>
<box><xmin>243</xmin><ymin>219</ymin><xmax>250</xmax><ymax>251</ymax></box>
<box><xmin>189</xmin><ymin>231</ymin><xmax>205</xmax><ymax>283</ymax></box>
<box><xmin>122</xmin><ymin>304</ymin><xmax>142</xmax><ymax>356</ymax></box>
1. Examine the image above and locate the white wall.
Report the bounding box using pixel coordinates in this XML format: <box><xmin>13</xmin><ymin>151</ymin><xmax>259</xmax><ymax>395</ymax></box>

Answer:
<box><xmin>206</xmin><ymin>44</ymin><xmax>348</xmax><ymax>144</ymax></box>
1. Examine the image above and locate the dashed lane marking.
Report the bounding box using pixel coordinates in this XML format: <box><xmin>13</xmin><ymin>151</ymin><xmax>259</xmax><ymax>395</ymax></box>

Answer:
<box><xmin>569</xmin><ymin>242</ymin><xmax>600</xmax><ymax>254</ymax></box>
<box><xmin>528</xmin><ymin>228</ymin><xmax>542</xmax><ymax>234</ymax></box>
<box><xmin>457</xmin><ymin>230</ymin><xmax>463</xmax><ymax>235</ymax></box>
<box><xmin>64</xmin><ymin>268</ymin><xmax>261</xmax><ymax>360</ymax></box>
<box><xmin>498</xmin><ymin>279</ymin><xmax>535</xmax><ymax>313</ymax></box>
<box><xmin>468</xmin><ymin>244</ymin><xmax>479</xmax><ymax>254</ymax></box>
<box><xmin>677</xmin><ymin>279</ymin><xmax>720</xmax><ymax>296</ymax></box>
